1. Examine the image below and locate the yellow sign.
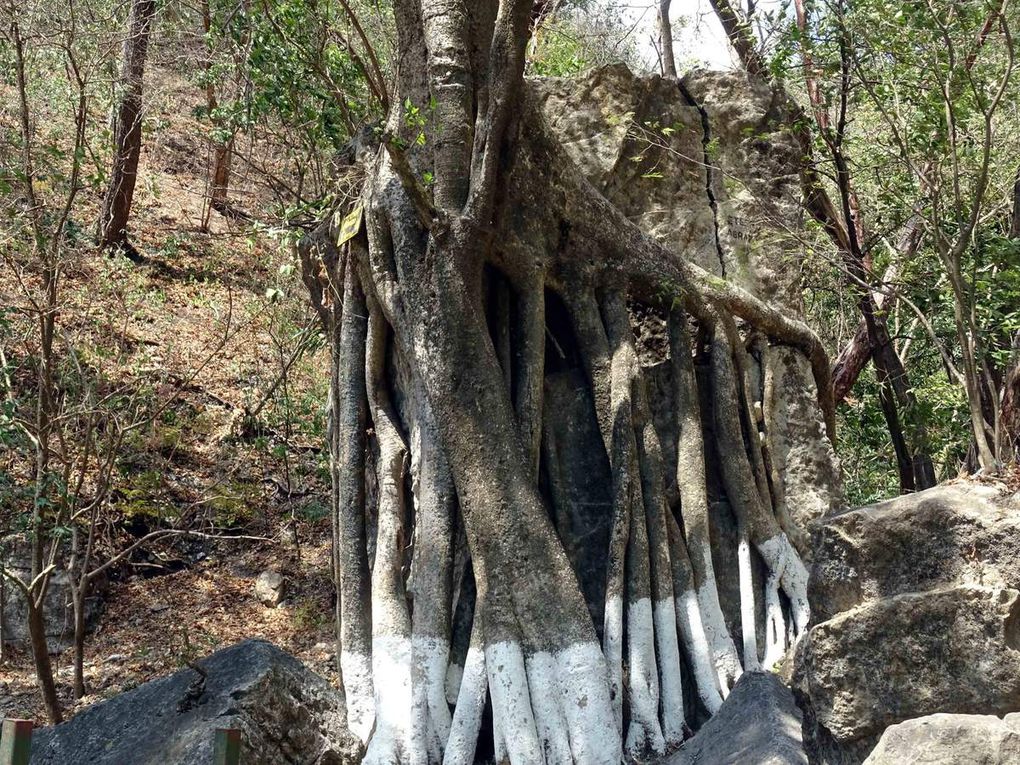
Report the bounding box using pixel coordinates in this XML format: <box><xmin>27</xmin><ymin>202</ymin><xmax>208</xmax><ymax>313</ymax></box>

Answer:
<box><xmin>338</xmin><ymin>204</ymin><xmax>364</xmax><ymax>246</ymax></box>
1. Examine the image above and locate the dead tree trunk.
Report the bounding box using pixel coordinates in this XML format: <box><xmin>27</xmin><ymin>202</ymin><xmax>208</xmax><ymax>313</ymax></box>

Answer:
<box><xmin>96</xmin><ymin>0</ymin><xmax>156</xmax><ymax>253</ymax></box>
<box><xmin>300</xmin><ymin>2</ymin><xmax>838</xmax><ymax>759</ymax></box>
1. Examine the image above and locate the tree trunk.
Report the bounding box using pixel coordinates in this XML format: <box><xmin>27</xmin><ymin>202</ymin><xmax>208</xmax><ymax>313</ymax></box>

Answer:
<box><xmin>71</xmin><ymin>579</ymin><xmax>87</xmax><ymax>699</ymax></box>
<box><xmin>200</xmin><ymin>0</ymin><xmax>233</xmax><ymax>225</ymax></box>
<box><xmin>1002</xmin><ymin>330</ymin><xmax>1020</xmax><ymax>463</ymax></box>
<box><xmin>658</xmin><ymin>0</ymin><xmax>677</xmax><ymax>78</ymax></box>
<box><xmin>28</xmin><ymin>599</ymin><xmax>62</xmax><ymax>723</ymax></box>
<box><xmin>299</xmin><ymin>2</ymin><xmax>837</xmax><ymax>759</ymax></box>
<box><xmin>97</xmin><ymin>0</ymin><xmax>156</xmax><ymax>251</ymax></box>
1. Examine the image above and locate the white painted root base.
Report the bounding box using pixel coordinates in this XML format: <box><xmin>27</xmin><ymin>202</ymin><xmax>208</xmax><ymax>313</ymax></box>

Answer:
<box><xmin>624</xmin><ymin>597</ymin><xmax>666</xmax><ymax>758</ymax></box>
<box><xmin>762</xmin><ymin>573</ymin><xmax>786</xmax><ymax>670</ymax></box>
<box><xmin>484</xmin><ymin>640</ymin><xmax>623</xmax><ymax>765</ymax></box>
<box><xmin>553</xmin><ymin>642</ymin><xmax>621</xmax><ymax>764</ymax></box>
<box><xmin>695</xmin><ymin>580</ymin><xmax>743</xmax><ymax>698</ymax></box>
<box><xmin>759</xmin><ymin>532</ymin><xmax>811</xmax><ymax>636</ymax></box>
<box><xmin>411</xmin><ymin>635</ymin><xmax>452</xmax><ymax>761</ymax></box>
<box><xmin>603</xmin><ymin>594</ymin><xmax>624</xmax><ymax>732</ymax></box>
<box><xmin>652</xmin><ymin>598</ymin><xmax>687</xmax><ymax>748</ymax></box>
<box><xmin>677</xmin><ymin>587</ymin><xmax>725</xmax><ymax>713</ymax></box>
<box><xmin>487</xmin><ymin>641</ymin><xmax>542</xmax><ymax>763</ymax></box>
<box><xmin>363</xmin><ymin>635</ymin><xmax>411</xmax><ymax>764</ymax></box>
<box><xmin>526</xmin><ymin>653</ymin><xmax>573</xmax><ymax>764</ymax></box>
<box><xmin>737</xmin><ymin>535</ymin><xmax>761</xmax><ymax>672</ymax></box>
<box><xmin>348</xmin><ymin>547</ymin><xmax>806</xmax><ymax>763</ymax></box>
<box><xmin>445</xmin><ymin>660</ymin><xmax>464</xmax><ymax>706</ymax></box>
<box><xmin>340</xmin><ymin>650</ymin><xmax>375</xmax><ymax>743</ymax></box>
<box><xmin>444</xmin><ymin>644</ymin><xmax>487</xmax><ymax>765</ymax></box>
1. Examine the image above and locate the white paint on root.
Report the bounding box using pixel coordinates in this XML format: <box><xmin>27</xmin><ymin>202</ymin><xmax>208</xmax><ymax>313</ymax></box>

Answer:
<box><xmin>676</xmin><ymin>587</ymin><xmax>724</xmax><ymax>714</ymax></box>
<box><xmin>695</xmin><ymin>580</ymin><xmax>743</xmax><ymax>699</ymax></box>
<box><xmin>444</xmin><ymin>660</ymin><xmax>464</xmax><ymax>707</ymax></box>
<box><xmin>340</xmin><ymin>649</ymin><xmax>375</xmax><ymax>743</ymax></box>
<box><xmin>625</xmin><ymin>597</ymin><xmax>666</xmax><ymax>758</ymax></box>
<box><xmin>554</xmin><ymin>642</ymin><xmax>622</xmax><ymax>764</ymax></box>
<box><xmin>737</xmin><ymin>535</ymin><xmax>761</xmax><ymax>672</ymax></box>
<box><xmin>411</xmin><ymin>635</ymin><xmax>452</xmax><ymax>762</ymax></box>
<box><xmin>525</xmin><ymin>652</ymin><xmax>573</xmax><ymax>764</ymax></box>
<box><xmin>652</xmin><ymin>598</ymin><xmax>686</xmax><ymax>747</ymax></box>
<box><xmin>443</xmin><ymin>645</ymin><xmax>486</xmax><ymax>765</ymax></box>
<box><xmin>486</xmin><ymin>641</ymin><xmax>543</xmax><ymax>763</ymax></box>
<box><xmin>759</xmin><ymin>532</ymin><xmax>811</xmax><ymax>636</ymax></box>
<box><xmin>762</xmin><ymin>573</ymin><xmax>786</xmax><ymax>671</ymax></box>
<box><xmin>363</xmin><ymin>635</ymin><xmax>412</xmax><ymax>764</ymax></box>
<box><xmin>603</xmin><ymin>593</ymin><xmax>625</xmax><ymax>732</ymax></box>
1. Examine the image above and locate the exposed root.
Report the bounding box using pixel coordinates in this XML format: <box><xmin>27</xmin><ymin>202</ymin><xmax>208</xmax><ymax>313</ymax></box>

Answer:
<box><xmin>709</xmin><ymin>316</ymin><xmax>811</xmax><ymax>657</ymax></box>
<box><xmin>333</xmin><ymin>265</ymin><xmax>374</xmax><ymax>743</ymax></box>
<box><xmin>443</xmin><ymin>622</ymin><xmax>487</xmax><ymax>765</ymax></box>
<box><xmin>761</xmin><ymin>572</ymin><xmax>786</xmax><ymax>671</ymax></box>
<box><xmin>363</xmin><ymin>294</ymin><xmax>413</xmax><ymax>763</ymax></box>
<box><xmin>668</xmin><ymin>308</ymin><xmax>743</xmax><ymax>696</ymax></box>
<box><xmin>602</xmin><ymin>290</ymin><xmax>664</xmax><ymax>758</ymax></box>
<box><xmin>511</xmin><ymin>275</ymin><xmax>545</xmax><ymax>478</ymax></box>
<box><xmin>736</xmin><ymin>530</ymin><xmax>760</xmax><ymax>672</ymax></box>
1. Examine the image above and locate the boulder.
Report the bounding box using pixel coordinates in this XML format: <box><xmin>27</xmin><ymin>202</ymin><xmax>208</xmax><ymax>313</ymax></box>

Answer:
<box><xmin>794</xmin><ymin>482</ymin><xmax>1020</xmax><ymax>763</ymax></box>
<box><xmin>863</xmin><ymin>713</ymin><xmax>1020</xmax><ymax>764</ymax></box>
<box><xmin>1</xmin><ymin>534</ymin><xmax>105</xmax><ymax>652</ymax></box>
<box><xmin>796</xmin><ymin>586</ymin><xmax>1020</xmax><ymax>745</ymax></box>
<box><xmin>254</xmin><ymin>570</ymin><xmax>286</xmax><ymax>607</ymax></box>
<box><xmin>30</xmin><ymin>639</ymin><xmax>358</xmax><ymax>765</ymax></box>
<box><xmin>667</xmin><ymin>671</ymin><xmax>807</xmax><ymax>765</ymax></box>
<box><xmin>810</xmin><ymin>482</ymin><xmax>1020</xmax><ymax>622</ymax></box>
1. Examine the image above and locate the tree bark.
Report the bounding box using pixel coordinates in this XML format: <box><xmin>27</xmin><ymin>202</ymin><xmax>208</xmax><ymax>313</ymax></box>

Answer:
<box><xmin>97</xmin><ymin>0</ymin><xmax>156</xmax><ymax>251</ymax></box>
<box><xmin>28</xmin><ymin>599</ymin><xmax>62</xmax><ymax>723</ymax></box>
<box><xmin>659</xmin><ymin>0</ymin><xmax>677</xmax><ymax>78</ymax></box>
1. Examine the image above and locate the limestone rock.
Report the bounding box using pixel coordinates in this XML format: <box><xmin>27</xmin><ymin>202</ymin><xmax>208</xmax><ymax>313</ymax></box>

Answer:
<box><xmin>1</xmin><ymin>534</ymin><xmax>105</xmax><ymax>652</ymax></box>
<box><xmin>796</xmin><ymin>586</ymin><xmax>1020</xmax><ymax>746</ymax></box>
<box><xmin>811</xmin><ymin>482</ymin><xmax>1020</xmax><ymax>622</ymax></box>
<box><xmin>30</xmin><ymin>639</ymin><xmax>358</xmax><ymax>765</ymax></box>
<box><xmin>667</xmin><ymin>671</ymin><xmax>807</xmax><ymax>765</ymax></box>
<box><xmin>795</xmin><ymin>483</ymin><xmax>1020</xmax><ymax>763</ymax></box>
<box><xmin>863</xmin><ymin>713</ymin><xmax>1020</xmax><ymax>764</ymax></box>
<box><xmin>254</xmin><ymin>569</ymin><xmax>286</xmax><ymax>607</ymax></box>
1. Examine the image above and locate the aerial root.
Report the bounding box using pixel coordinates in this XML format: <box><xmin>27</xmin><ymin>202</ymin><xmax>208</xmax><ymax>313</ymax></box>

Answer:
<box><xmin>334</xmin><ymin>249</ymin><xmax>817</xmax><ymax>760</ymax></box>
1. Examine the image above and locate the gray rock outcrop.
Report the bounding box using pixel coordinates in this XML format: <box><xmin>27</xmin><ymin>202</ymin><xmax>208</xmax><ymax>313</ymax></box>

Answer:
<box><xmin>30</xmin><ymin>639</ymin><xmax>358</xmax><ymax>764</ymax></box>
<box><xmin>863</xmin><ymin>713</ymin><xmax>1020</xmax><ymax>764</ymax></box>
<box><xmin>667</xmin><ymin>671</ymin><xmax>807</xmax><ymax>765</ymax></box>
<box><xmin>794</xmin><ymin>482</ymin><xmax>1020</xmax><ymax>763</ymax></box>
<box><xmin>1</xmin><ymin>534</ymin><xmax>105</xmax><ymax>652</ymax></box>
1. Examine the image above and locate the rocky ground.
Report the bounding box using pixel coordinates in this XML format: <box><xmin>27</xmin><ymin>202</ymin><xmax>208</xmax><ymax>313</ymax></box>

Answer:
<box><xmin>0</xmin><ymin>527</ymin><xmax>337</xmax><ymax>723</ymax></box>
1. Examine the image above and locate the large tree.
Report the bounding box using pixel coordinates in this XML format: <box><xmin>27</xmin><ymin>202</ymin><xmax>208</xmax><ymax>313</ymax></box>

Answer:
<box><xmin>301</xmin><ymin>2</ymin><xmax>839</xmax><ymax>761</ymax></box>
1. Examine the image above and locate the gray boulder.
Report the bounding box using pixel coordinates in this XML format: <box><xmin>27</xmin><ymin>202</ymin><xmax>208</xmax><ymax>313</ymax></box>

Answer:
<box><xmin>863</xmin><ymin>713</ymin><xmax>1020</xmax><ymax>764</ymax></box>
<box><xmin>810</xmin><ymin>482</ymin><xmax>1020</xmax><ymax>622</ymax></box>
<box><xmin>1</xmin><ymin>534</ymin><xmax>105</xmax><ymax>652</ymax></box>
<box><xmin>796</xmin><ymin>586</ymin><xmax>1020</xmax><ymax>746</ymax></box>
<box><xmin>794</xmin><ymin>482</ymin><xmax>1020</xmax><ymax>763</ymax></box>
<box><xmin>667</xmin><ymin>671</ymin><xmax>807</xmax><ymax>765</ymax></box>
<box><xmin>30</xmin><ymin>639</ymin><xmax>358</xmax><ymax>765</ymax></box>
<box><xmin>255</xmin><ymin>569</ymin><xmax>286</xmax><ymax>607</ymax></box>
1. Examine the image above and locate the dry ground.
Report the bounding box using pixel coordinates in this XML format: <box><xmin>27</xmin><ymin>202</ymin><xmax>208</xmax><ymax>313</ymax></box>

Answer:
<box><xmin>1</xmin><ymin>57</ymin><xmax>339</xmax><ymax>725</ymax></box>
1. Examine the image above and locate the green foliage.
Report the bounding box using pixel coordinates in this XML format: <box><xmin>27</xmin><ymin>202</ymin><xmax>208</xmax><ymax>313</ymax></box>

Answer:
<box><xmin>527</xmin><ymin>5</ymin><xmax>641</xmax><ymax>76</ymax></box>
<box><xmin>198</xmin><ymin>0</ymin><xmax>384</xmax><ymax>153</ymax></box>
<box><xmin>788</xmin><ymin>0</ymin><xmax>1020</xmax><ymax>493</ymax></box>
